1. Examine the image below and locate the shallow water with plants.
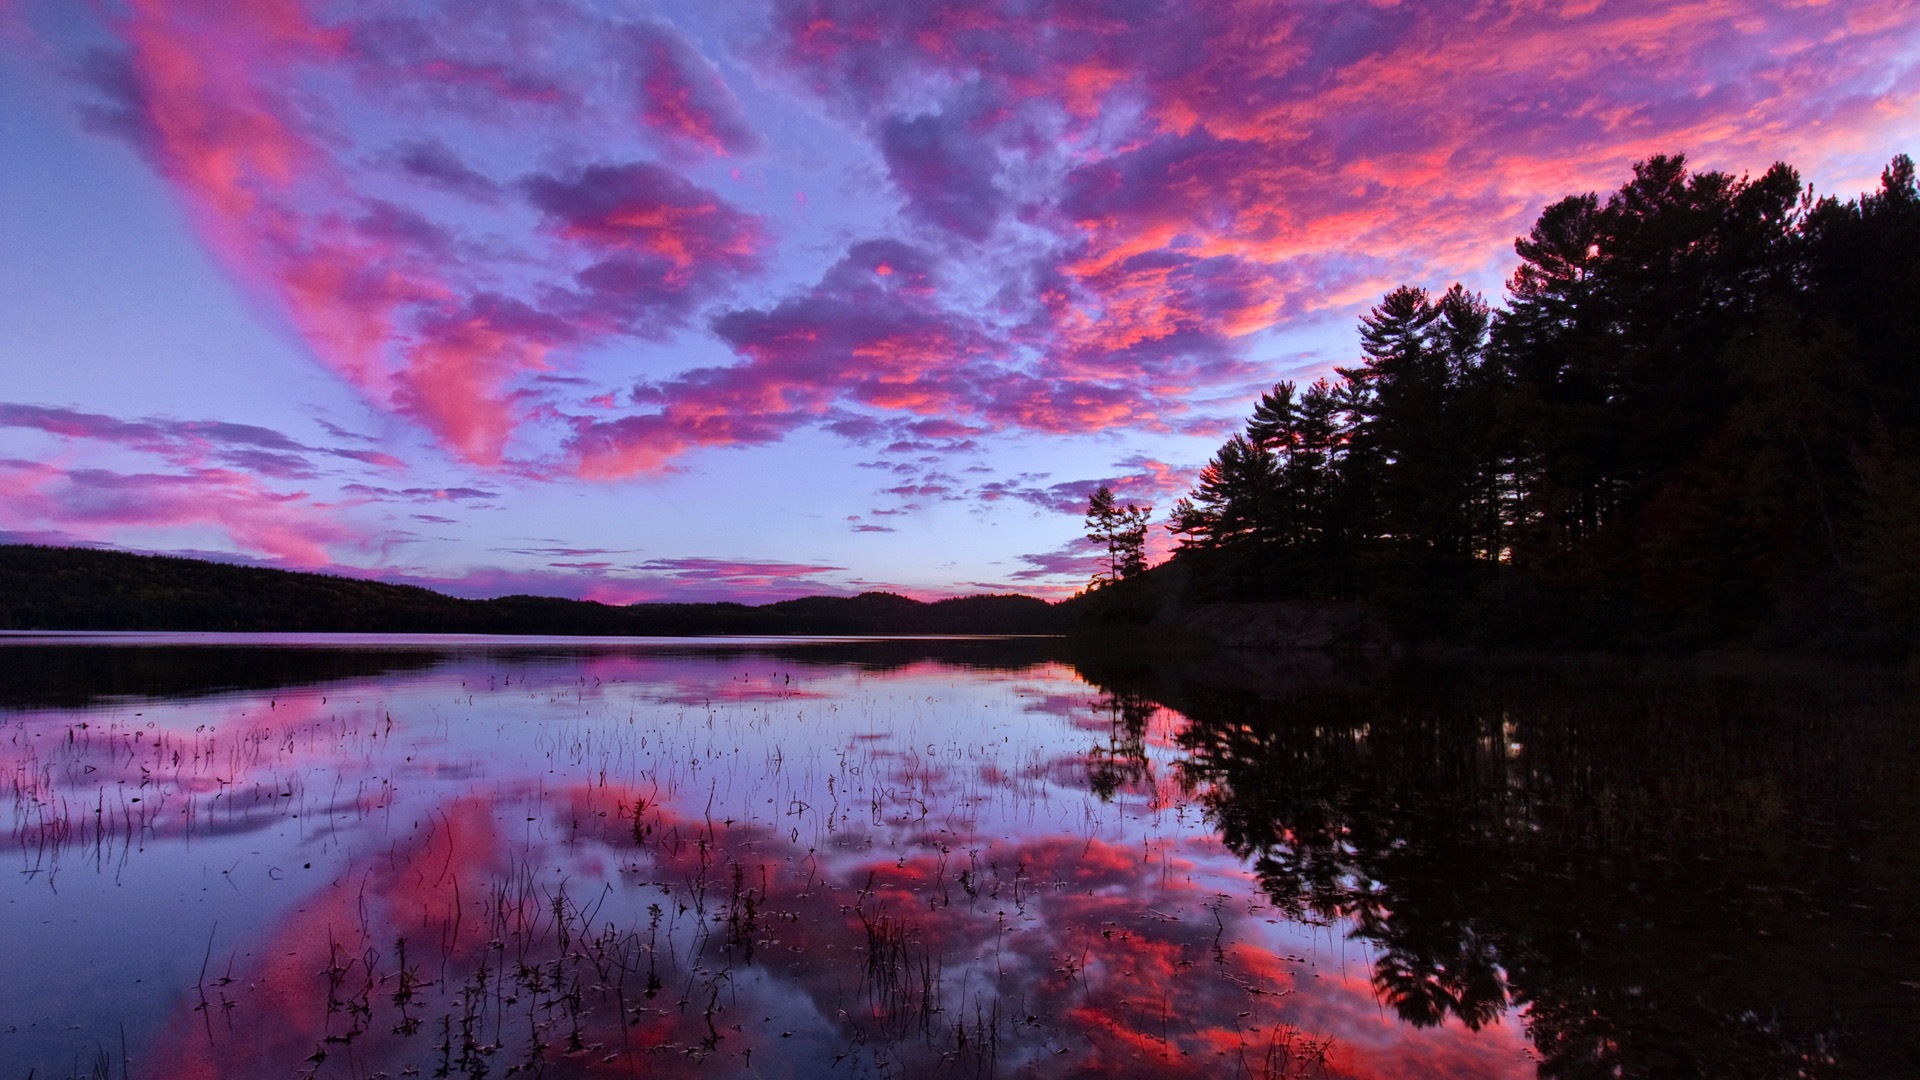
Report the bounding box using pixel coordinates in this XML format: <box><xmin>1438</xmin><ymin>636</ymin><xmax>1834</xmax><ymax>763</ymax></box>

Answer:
<box><xmin>1</xmin><ymin>635</ymin><xmax>1914</xmax><ymax>1079</ymax></box>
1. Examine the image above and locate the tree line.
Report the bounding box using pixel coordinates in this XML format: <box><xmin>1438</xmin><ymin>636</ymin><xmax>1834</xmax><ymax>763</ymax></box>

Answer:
<box><xmin>0</xmin><ymin>545</ymin><xmax>1068</xmax><ymax>635</ymax></box>
<box><xmin>1102</xmin><ymin>152</ymin><xmax>1920</xmax><ymax>650</ymax></box>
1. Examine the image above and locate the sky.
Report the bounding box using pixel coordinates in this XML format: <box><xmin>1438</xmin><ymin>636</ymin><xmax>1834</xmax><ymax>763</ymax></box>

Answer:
<box><xmin>1</xmin><ymin>0</ymin><xmax>1916</xmax><ymax>604</ymax></box>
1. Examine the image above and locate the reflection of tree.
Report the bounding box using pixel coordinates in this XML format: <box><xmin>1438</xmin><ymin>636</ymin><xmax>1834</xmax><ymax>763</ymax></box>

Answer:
<box><xmin>1175</xmin><ymin>682</ymin><xmax>1526</xmax><ymax>1040</ymax></box>
<box><xmin>1085</xmin><ymin>688</ymin><xmax>1155</xmax><ymax>801</ymax></box>
<box><xmin>0</xmin><ymin>644</ymin><xmax>444</xmax><ymax>708</ymax></box>
<box><xmin>0</xmin><ymin>637</ymin><xmax>1078</xmax><ymax>710</ymax></box>
<box><xmin>1079</xmin><ymin>656</ymin><xmax>1920</xmax><ymax>1079</ymax></box>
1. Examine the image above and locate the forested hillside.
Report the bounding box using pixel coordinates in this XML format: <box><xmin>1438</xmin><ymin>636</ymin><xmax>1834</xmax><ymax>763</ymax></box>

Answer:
<box><xmin>1153</xmin><ymin>153</ymin><xmax>1920</xmax><ymax>652</ymax></box>
<box><xmin>0</xmin><ymin>545</ymin><xmax>1067</xmax><ymax>635</ymax></box>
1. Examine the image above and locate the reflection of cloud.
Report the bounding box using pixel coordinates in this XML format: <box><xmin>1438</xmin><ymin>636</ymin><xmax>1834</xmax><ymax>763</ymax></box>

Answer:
<box><xmin>8</xmin><ymin>652</ymin><xmax>1545</xmax><ymax>1077</ymax></box>
<box><xmin>5</xmin><ymin>691</ymin><xmax>360</xmax><ymax>851</ymax></box>
<box><xmin>132</xmin><ymin>771</ymin><xmax>1530</xmax><ymax>1079</ymax></box>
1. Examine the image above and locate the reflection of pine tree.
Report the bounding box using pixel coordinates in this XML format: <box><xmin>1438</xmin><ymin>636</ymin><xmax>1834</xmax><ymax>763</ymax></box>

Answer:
<box><xmin>1084</xmin><ymin>689</ymin><xmax>1155</xmax><ymax>802</ymax></box>
<box><xmin>1074</xmin><ymin>656</ymin><xmax>1911</xmax><ymax>1078</ymax></box>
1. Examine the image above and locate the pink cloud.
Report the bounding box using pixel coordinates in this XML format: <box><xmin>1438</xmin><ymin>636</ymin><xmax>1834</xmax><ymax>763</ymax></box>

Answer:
<box><xmin>391</xmin><ymin>139</ymin><xmax>501</xmax><ymax>199</ymax></box>
<box><xmin>879</xmin><ymin>108</ymin><xmax>1005</xmax><ymax>240</ymax></box>
<box><xmin>565</xmin><ymin>236</ymin><xmax>1241</xmax><ymax>478</ymax></box>
<box><xmin>636</xmin><ymin>555</ymin><xmax>846</xmax><ymax>586</ymax></box>
<box><xmin>524</xmin><ymin>161</ymin><xmax>766</xmax><ymax>336</ymax></box>
<box><xmin>40</xmin><ymin>0</ymin><xmax>1920</xmax><ymax>482</ymax></box>
<box><xmin>371</xmin><ymin>555</ymin><xmax>857</xmax><ymax>605</ymax></box>
<box><xmin>0</xmin><ymin>459</ymin><xmax>367</xmax><ymax>567</ymax></box>
<box><xmin>567</xmin><ymin>239</ymin><xmax>997</xmax><ymax>476</ymax></box>
<box><xmin>67</xmin><ymin>0</ymin><xmax>766</xmax><ymax>467</ymax></box>
<box><xmin>339</xmin><ymin>482</ymin><xmax>497</xmax><ymax>503</ymax></box>
<box><xmin>1009</xmin><ymin>535</ymin><xmax>1106</xmax><ymax>583</ymax></box>
<box><xmin>976</xmin><ymin>455</ymin><xmax>1196</xmax><ymax>515</ymax></box>
<box><xmin>0</xmin><ymin>402</ymin><xmax>403</xmax><ymax>476</ymax></box>
<box><xmin>621</xmin><ymin>21</ymin><xmax>762</xmax><ymax>156</ymax></box>
<box><xmin>749</xmin><ymin>0</ymin><xmax>1920</xmax><ymax>446</ymax></box>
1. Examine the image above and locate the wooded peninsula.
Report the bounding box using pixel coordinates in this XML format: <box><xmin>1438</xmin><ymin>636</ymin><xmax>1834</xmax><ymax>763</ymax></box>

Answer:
<box><xmin>1086</xmin><ymin>152</ymin><xmax>1920</xmax><ymax>657</ymax></box>
<box><xmin>5</xmin><ymin>153</ymin><xmax>1916</xmax><ymax>656</ymax></box>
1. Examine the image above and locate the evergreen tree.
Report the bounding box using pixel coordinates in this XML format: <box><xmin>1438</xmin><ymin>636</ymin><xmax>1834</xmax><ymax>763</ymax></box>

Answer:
<box><xmin>1167</xmin><ymin>435</ymin><xmax>1273</xmax><ymax>552</ymax></box>
<box><xmin>1151</xmin><ymin>150</ymin><xmax>1920</xmax><ymax>651</ymax></box>
<box><xmin>1084</xmin><ymin>486</ymin><xmax>1152</xmax><ymax>588</ymax></box>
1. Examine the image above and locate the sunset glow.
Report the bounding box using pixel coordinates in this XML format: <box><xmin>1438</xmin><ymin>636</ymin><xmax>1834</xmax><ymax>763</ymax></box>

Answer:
<box><xmin>3</xmin><ymin>0</ymin><xmax>1915</xmax><ymax>599</ymax></box>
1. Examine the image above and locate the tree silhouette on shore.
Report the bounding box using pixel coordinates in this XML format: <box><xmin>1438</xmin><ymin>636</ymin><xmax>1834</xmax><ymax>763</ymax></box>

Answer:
<box><xmin>1159</xmin><ymin>151</ymin><xmax>1920</xmax><ymax>650</ymax></box>
<box><xmin>1084</xmin><ymin>486</ymin><xmax>1151</xmax><ymax>589</ymax></box>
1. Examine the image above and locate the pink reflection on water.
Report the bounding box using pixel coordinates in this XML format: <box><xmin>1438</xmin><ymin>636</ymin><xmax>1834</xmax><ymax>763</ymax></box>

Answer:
<box><xmin>133</xmin><ymin>783</ymin><xmax>1530</xmax><ymax>1078</ymax></box>
<box><xmin>2</xmin><ymin>646</ymin><xmax>1534</xmax><ymax>1078</ymax></box>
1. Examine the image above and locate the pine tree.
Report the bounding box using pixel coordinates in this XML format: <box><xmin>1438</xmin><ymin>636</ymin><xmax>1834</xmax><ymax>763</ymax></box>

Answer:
<box><xmin>1085</xmin><ymin>486</ymin><xmax>1152</xmax><ymax>588</ymax></box>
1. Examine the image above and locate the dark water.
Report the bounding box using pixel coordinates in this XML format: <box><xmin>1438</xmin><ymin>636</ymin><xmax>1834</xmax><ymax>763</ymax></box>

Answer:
<box><xmin>1</xmin><ymin>635</ymin><xmax>1914</xmax><ymax>1079</ymax></box>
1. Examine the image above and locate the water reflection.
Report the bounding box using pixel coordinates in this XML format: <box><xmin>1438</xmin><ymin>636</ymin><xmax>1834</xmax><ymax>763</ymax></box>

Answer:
<box><xmin>1074</xmin><ymin>654</ymin><xmax>1920</xmax><ymax>1079</ymax></box>
<box><xmin>2</xmin><ymin>638</ymin><xmax>1911</xmax><ymax>1078</ymax></box>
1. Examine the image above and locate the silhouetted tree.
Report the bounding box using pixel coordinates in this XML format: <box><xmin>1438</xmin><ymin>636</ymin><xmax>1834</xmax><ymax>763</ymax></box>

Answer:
<box><xmin>1154</xmin><ymin>150</ymin><xmax>1920</xmax><ymax>651</ymax></box>
<box><xmin>1084</xmin><ymin>486</ymin><xmax>1152</xmax><ymax>588</ymax></box>
<box><xmin>1167</xmin><ymin>435</ymin><xmax>1272</xmax><ymax>551</ymax></box>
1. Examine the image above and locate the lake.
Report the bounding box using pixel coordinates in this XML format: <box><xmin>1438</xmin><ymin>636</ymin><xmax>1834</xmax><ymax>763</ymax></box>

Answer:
<box><xmin>1</xmin><ymin>634</ymin><xmax>1914</xmax><ymax>1079</ymax></box>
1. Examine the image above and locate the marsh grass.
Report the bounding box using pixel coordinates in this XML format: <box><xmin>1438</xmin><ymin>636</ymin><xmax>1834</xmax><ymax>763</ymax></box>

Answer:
<box><xmin>4</xmin><ymin>647</ymin><xmax>1464</xmax><ymax>1080</ymax></box>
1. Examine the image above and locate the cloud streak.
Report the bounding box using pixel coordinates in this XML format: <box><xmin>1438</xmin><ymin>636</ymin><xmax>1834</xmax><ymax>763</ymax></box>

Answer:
<box><xmin>566</xmin><ymin>0</ymin><xmax>1920</xmax><ymax>477</ymax></box>
<box><xmin>71</xmin><ymin>0</ymin><xmax>768</xmax><ymax>467</ymax></box>
<box><xmin>46</xmin><ymin>0</ymin><xmax>1920</xmax><ymax>484</ymax></box>
<box><xmin>0</xmin><ymin>458</ymin><xmax>366</xmax><ymax>566</ymax></box>
<box><xmin>14</xmin><ymin>0</ymin><xmax>1919</xmax><ymax>597</ymax></box>
<box><xmin>0</xmin><ymin>402</ymin><xmax>402</xmax><ymax>477</ymax></box>
<box><xmin>751</xmin><ymin>0</ymin><xmax>1920</xmax><ymax>447</ymax></box>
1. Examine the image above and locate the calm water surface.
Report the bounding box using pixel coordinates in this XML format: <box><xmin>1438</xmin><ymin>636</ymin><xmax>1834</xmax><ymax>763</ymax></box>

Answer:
<box><xmin>1</xmin><ymin>635</ymin><xmax>1914</xmax><ymax>1079</ymax></box>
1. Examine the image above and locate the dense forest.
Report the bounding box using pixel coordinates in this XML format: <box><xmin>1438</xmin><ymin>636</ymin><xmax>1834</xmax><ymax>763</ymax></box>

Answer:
<box><xmin>1130</xmin><ymin>152</ymin><xmax>1920</xmax><ymax>652</ymax></box>
<box><xmin>10</xmin><ymin>153</ymin><xmax>1915</xmax><ymax>653</ymax></box>
<box><xmin>0</xmin><ymin>545</ymin><xmax>1067</xmax><ymax>635</ymax></box>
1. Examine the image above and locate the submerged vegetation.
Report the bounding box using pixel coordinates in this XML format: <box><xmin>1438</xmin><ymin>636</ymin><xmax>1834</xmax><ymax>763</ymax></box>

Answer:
<box><xmin>4</xmin><ymin>639</ymin><xmax>1369</xmax><ymax>1080</ymax></box>
<box><xmin>6</xmin><ymin>639</ymin><xmax>1915</xmax><ymax>1077</ymax></box>
<box><xmin>1147</xmin><ymin>152</ymin><xmax>1920</xmax><ymax>653</ymax></box>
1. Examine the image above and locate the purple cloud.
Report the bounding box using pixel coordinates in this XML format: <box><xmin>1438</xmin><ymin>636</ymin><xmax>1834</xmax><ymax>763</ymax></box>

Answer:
<box><xmin>879</xmin><ymin>109</ymin><xmax>1004</xmax><ymax>240</ymax></box>
<box><xmin>0</xmin><ymin>403</ymin><xmax>405</xmax><ymax>476</ymax></box>
<box><xmin>620</xmin><ymin>21</ymin><xmax>762</xmax><ymax>156</ymax></box>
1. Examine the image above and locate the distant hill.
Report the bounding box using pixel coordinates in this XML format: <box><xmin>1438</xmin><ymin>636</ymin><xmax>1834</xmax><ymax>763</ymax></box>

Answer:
<box><xmin>0</xmin><ymin>545</ymin><xmax>1071</xmax><ymax>635</ymax></box>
